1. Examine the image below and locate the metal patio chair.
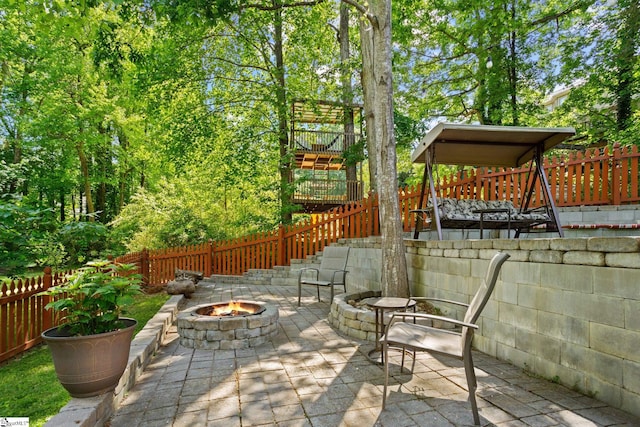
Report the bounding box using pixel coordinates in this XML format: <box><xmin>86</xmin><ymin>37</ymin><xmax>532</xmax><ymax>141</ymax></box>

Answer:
<box><xmin>381</xmin><ymin>251</ymin><xmax>510</xmax><ymax>425</ymax></box>
<box><xmin>297</xmin><ymin>246</ymin><xmax>350</xmax><ymax>306</ymax></box>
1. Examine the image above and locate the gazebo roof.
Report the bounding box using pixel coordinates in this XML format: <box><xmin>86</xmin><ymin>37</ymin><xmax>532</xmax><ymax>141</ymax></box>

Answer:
<box><xmin>411</xmin><ymin>123</ymin><xmax>576</xmax><ymax>167</ymax></box>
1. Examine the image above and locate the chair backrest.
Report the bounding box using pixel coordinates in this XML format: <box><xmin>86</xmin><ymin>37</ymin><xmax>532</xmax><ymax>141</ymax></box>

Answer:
<box><xmin>317</xmin><ymin>246</ymin><xmax>350</xmax><ymax>283</ymax></box>
<box><xmin>461</xmin><ymin>252</ymin><xmax>510</xmax><ymax>348</ymax></box>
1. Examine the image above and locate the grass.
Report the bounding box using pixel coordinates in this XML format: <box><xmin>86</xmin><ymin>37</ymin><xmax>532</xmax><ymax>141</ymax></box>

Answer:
<box><xmin>0</xmin><ymin>292</ymin><xmax>170</xmax><ymax>426</ymax></box>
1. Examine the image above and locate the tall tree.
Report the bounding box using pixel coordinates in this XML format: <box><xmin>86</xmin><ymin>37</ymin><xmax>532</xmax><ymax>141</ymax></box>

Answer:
<box><xmin>345</xmin><ymin>0</ymin><xmax>409</xmax><ymax>298</ymax></box>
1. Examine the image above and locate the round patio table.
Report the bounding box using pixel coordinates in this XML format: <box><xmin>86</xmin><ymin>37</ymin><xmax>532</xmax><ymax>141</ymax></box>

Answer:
<box><xmin>365</xmin><ymin>297</ymin><xmax>416</xmax><ymax>364</ymax></box>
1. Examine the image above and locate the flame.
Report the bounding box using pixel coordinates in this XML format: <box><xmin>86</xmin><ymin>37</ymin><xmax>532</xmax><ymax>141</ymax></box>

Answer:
<box><xmin>228</xmin><ymin>301</ymin><xmax>242</xmax><ymax>312</ymax></box>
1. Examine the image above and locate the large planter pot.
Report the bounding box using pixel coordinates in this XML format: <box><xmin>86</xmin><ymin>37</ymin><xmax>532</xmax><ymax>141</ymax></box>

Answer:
<box><xmin>42</xmin><ymin>318</ymin><xmax>137</xmax><ymax>398</ymax></box>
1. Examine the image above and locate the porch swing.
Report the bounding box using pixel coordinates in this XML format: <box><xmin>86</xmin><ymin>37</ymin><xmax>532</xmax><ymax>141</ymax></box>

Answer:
<box><xmin>410</xmin><ymin>123</ymin><xmax>576</xmax><ymax>240</ymax></box>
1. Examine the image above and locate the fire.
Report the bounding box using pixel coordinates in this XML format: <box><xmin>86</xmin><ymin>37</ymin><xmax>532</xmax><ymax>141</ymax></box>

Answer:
<box><xmin>228</xmin><ymin>301</ymin><xmax>242</xmax><ymax>312</ymax></box>
<box><xmin>211</xmin><ymin>300</ymin><xmax>252</xmax><ymax>316</ymax></box>
<box><xmin>194</xmin><ymin>300</ymin><xmax>265</xmax><ymax>317</ymax></box>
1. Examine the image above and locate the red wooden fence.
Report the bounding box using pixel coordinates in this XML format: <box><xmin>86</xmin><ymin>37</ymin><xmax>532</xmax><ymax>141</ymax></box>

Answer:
<box><xmin>4</xmin><ymin>144</ymin><xmax>640</xmax><ymax>363</ymax></box>
<box><xmin>0</xmin><ymin>268</ymin><xmax>68</xmax><ymax>363</ymax></box>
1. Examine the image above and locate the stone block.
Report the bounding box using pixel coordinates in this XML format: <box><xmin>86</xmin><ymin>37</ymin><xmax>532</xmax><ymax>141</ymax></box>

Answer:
<box><xmin>550</xmin><ymin>238</ymin><xmax>588</xmax><ymax>251</ymax></box>
<box><xmin>510</xmin><ymin>261</ymin><xmax>540</xmax><ymax>286</ymax></box>
<box><xmin>594</xmin><ymin>267</ymin><xmax>640</xmax><ymax>299</ymax></box>
<box><xmin>459</xmin><ymin>249</ymin><xmax>479</xmax><ymax>259</ymax></box>
<box><xmin>206</xmin><ymin>329</ymin><xmax>235</xmax><ymax>341</ymax></box>
<box><xmin>605</xmin><ymin>253</ymin><xmax>640</xmax><ymax>268</ymax></box>
<box><xmin>540</xmin><ymin>263</ymin><xmax>594</xmax><ymax>293</ymax></box>
<box><xmin>584</xmin><ymin>376</ymin><xmax>623</xmax><ymax>410</ymax></box>
<box><xmin>515</xmin><ymin>329</ymin><xmax>560</xmax><ymax>363</ymax></box>
<box><xmin>621</xmin><ymin>389</ymin><xmax>640</xmax><ymax>417</ymax></box>
<box><xmin>494</xmin><ymin>281</ymin><xmax>517</xmax><ymax>304</ymax></box>
<box><xmin>492</xmin><ymin>239</ymin><xmax>521</xmax><ymax>250</ymax></box>
<box><xmin>498</xmin><ymin>302</ymin><xmax>537</xmax><ymax>331</ymax></box>
<box><xmin>504</xmin><ymin>250</ymin><xmax>529</xmax><ymax>262</ymax></box>
<box><xmin>530</xmin><ymin>250</ymin><xmax>563</xmax><ymax>264</ymax></box>
<box><xmin>563</xmin><ymin>251</ymin><xmax>605</xmax><ymax>266</ymax></box>
<box><xmin>518</xmin><ymin>285</ymin><xmax>564</xmax><ymax>315</ymax></box>
<box><xmin>538</xmin><ymin>312</ymin><xmax>589</xmax><ymax>347</ymax></box>
<box><xmin>452</xmin><ymin>240</ymin><xmax>473</xmax><ymax>249</ymax></box>
<box><xmin>341</xmin><ymin>308</ymin><xmax>359</xmax><ymax>320</ymax></box>
<box><xmin>443</xmin><ymin>249</ymin><xmax>460</xmax><ymax>258</ymax></box>
<box><xmin>564</xmin><ymin>292</ymin><xmax>624</xmax><ymax>327</ymax></box>
<box><xmin>561</xmin><ymin>343</ymin><xmax>622</xmax><ymax>386</ymax></box>
<box><xmin>591</xmin><ymin>323</ymin><xmax>640</xmax><ymax>362</ymax></box>
<box><xmin>493</xmin><ymin>321</ymin><xmax>516</xmax><ymax>347</ymax></box>
<box><xmin>519</xmin><ymin>239</ymin><xmax>551</xmax><ymax>250</ymax></box>
<box><xmin>588</xmin><ymin>237</ymin><xmax>640</xmax><ymax>252</ymax></box>
<box><xmin>623</xmin><ymin>360</ymin><xmax>640</xmax><ymax>395</ymax></box>
<box><xmin>626</xmin><ymin>299</ymin><xmax>640</xmax><ymax>332</ymax></box>
<box><xmin>344</xmin><ymin>319</ymin><xmax>361</xmax><ymax>330</ymax></box>
<box><xmin>436</xmin><ymin>241</ymin><xmax>455</xmax><ymax>249</ymax></box>
<box><xmin>470</xmin><ymin>240</ymin><xmax>494</xmax><ymax>249</ymax></box>
<box><xmin>218</xmin><ymin>317</ymin><xmax>247</xmax><ymax>331</ymax></box>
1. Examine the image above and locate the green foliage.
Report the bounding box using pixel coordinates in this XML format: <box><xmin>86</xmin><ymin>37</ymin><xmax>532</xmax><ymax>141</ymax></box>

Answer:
<box><xmin>40</xmin><ymin>260</ymin><xmax>142</xmax><ymax>336</ymax></box>
<box><xmin>58</xmin><ymin>221</ymin><xmax>110</xmax><ymax>265</ymax></box>
<box><xmin>0</xmin><ymin>199</ymin><xmax>58</xmax><ymax>275</ymax></box>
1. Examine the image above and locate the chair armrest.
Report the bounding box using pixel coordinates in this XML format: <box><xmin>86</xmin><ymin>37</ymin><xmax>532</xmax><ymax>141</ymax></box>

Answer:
<box><xmin>386</xmin><ymin>311</ymin><xmax>479</xmax><ymax>331</ymax></box>
<box><xmin>331</xmin><ymin>269</ymin><xmax>348</xmax><ymax>284</ymax></box>
<box><xmin>298</xmin><ymin>267</ymin><xmax>319</xmax><ymax>280</ymax></box>
<box><xmin>412</xmin><ymin>296</ymin><xmax>469</xmax><ymax>308</ymax></box>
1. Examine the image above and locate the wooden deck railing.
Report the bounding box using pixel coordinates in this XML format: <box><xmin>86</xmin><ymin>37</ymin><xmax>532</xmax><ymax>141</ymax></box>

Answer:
<box><xmin>5</xmin><ymin>143</ymin><xmax>640</xmax><ymax>363</ymax></box>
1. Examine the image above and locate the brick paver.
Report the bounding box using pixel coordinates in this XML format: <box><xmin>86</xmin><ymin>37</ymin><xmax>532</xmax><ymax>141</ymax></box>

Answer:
<box><xmin>108</xmin><ymin>282</ymin><xmax>640</xmax><ymax>426</ymax></box>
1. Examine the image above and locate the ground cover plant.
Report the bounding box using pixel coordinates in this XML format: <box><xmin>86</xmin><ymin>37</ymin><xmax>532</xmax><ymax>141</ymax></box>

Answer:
<box><xmin>0</xmin><ymin>292</ymin><xmax>169</xmax><ymax>426</ymax></box>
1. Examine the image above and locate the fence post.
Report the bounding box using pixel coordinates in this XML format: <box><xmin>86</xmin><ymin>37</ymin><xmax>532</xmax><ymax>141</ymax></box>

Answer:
<box><xmin>207</xmin><ymin>240</ymin><xmax>213</xmax><ymax>277</ymax></box>
<box><xmin>43</xmin><ymin>267</ymin><xmax>53</xmax><ymax>330</ymax></box>
<box><xmin>141</xmin><ymin>249</ymin><xmax>150</xmax><ymax>287</ymax></box>
<box><xmin>277</xmin><ymin>224</ymin><xmax>285</xmax><ymax>267</ymax></box>
<box><xmin>612</xmin><ymin>143</ymin><xmax>621</xmax><ymax>205</ymax></box>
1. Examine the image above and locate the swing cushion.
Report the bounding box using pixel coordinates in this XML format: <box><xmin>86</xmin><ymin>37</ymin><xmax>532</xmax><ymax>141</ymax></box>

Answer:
<box><xmin>433</xmin><ymin>198</ymin><xmax>550</xmax><ymax>222</ymax></box>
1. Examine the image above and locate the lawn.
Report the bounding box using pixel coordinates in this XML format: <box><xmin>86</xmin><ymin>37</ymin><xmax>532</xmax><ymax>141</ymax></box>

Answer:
<box><xmin>0</xmin><ymin>292</ymin><xmax>170</xmax><ymax>426</ymax></box>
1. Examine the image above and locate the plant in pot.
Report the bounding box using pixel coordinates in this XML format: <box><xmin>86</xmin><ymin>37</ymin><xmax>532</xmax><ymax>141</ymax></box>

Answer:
<box><xmin>40</xmin><ymin>260</ymin><xmax>142</xmax><ymax>398</ymax></box>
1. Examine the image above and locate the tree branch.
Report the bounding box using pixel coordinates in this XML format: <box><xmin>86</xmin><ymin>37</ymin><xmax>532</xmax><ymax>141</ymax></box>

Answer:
<box><xmin>529</xmin><ymin>0</ymin><xmax>594</xmax><ymax>27</ymax></box>
<box><xmin>240</xmin><ymin>0</ymin><xmax>327</xmax><ymax>12</ymax></box>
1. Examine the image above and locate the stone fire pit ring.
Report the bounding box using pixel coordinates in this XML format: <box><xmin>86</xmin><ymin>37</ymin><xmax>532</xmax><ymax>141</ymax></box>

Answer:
<box><xmin>177</xmin><ymin>300</ymin><xmax>279</xmax><ymax>350</ymax></box>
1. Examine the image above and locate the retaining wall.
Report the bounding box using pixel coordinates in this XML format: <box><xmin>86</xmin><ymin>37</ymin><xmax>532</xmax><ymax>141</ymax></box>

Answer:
<box><xmin>339</xmin><ymin>236</ymin><xmax>640</xmax><ymax>418</ymax></box>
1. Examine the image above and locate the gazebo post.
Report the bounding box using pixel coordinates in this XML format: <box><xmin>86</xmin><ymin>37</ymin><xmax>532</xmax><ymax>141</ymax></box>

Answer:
<box><xmin>426</xmin><ymin>148</ymin><xmax>444</xmax><ymax>240</ymax></box>
<box><xmin>534</xmin><ymin>144</ymin><xmax>564</xmax><ymax>237</ymax></box>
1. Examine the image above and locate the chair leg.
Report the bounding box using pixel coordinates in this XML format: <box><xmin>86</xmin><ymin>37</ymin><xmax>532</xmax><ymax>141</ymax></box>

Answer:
<box><xmin>382</xmin><ymin>340</ymin><xmax>389</xmax><ymax>409</ymax></box>
<box><xmin>464</xmin><ymin>351</ymin><xmax>480</xmax><ymax>425</ymax></box>
<box><xmin>330</xmin><ymin>284</ymin><xmax>334</xmax><ymax>303</ymax></box>
<box><xmin>297</xmin><ymin>281</ymin><xmax>301</xmax><ymax>307</ymax></box>
<box><xmin>317</xmin><ymin>285</ymin><xmax>321</xmax><ymax>302</ymax></box>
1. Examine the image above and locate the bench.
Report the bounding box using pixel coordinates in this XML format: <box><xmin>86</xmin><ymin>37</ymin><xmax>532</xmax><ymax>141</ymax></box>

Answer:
<box><xmin>412</xmin><ymin>198</ymin><xmax>553</xmax><ymax>238</ymax></box>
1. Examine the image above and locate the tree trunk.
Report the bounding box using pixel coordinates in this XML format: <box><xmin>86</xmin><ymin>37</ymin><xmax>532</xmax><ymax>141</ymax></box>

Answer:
<box><xmin>76</xmin><ymin>140</ymin><xmax>95</xmax><ymax>222</ymax></box>
<box><xmin>60</xmin><ymin>188</ymin><xmax>66</xmax><ymax>222</ymax></box>
<box><xmin>274</xmin><ymin>2</ymin><xmax>292</xmax><ymax>224</ymax></box>
<box><xmin>340</xmin><ymin>4</ymin><xmax>358</xmax><ymax>200</ymax></box>
<box><xmin>359</xmin><ymin>17</ymin><xmax>377</xmax><ymax>193</ymax></box>
<box><xmin>357</xmin><ymin>0</ymin><xmax>409</xmax><ymax>298</ymax></box>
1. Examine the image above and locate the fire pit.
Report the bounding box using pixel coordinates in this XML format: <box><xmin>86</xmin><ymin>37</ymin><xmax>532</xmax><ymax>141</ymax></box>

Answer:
<box><xmin>177</xmin><ymin>300</ymin><xmax>278</xmax><ymax>350</ymax></box>
<box><xmin>195</xmin><ymin>301</ymin><xmax>266</xmax><ymax>317</ymax></box>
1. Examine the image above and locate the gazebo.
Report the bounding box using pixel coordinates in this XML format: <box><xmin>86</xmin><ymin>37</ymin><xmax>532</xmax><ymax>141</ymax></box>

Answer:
<box><xmin>411</xmin><ymin>123</ymin><xmax>576</xmax><ymax>240</ymax></box>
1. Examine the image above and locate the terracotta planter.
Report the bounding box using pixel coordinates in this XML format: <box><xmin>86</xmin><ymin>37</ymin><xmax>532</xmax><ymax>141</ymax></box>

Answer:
<box><xmin>42</xmin><ymin>318</ymin><xmax>137</xmax><ymax>398</ymax></box>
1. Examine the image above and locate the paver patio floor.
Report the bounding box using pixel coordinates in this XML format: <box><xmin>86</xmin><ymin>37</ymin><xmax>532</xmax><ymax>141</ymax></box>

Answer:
<box><xmin>108</xmin><ymin>282</ymin><xmax>640</xmax><ymax>427</ymax></box>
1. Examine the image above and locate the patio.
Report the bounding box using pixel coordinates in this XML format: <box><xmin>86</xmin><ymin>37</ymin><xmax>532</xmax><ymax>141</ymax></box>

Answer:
<box><xmin>106</xmin><ymin>281</ymin><xmax>640</xmax><ymax>427</ymax></box>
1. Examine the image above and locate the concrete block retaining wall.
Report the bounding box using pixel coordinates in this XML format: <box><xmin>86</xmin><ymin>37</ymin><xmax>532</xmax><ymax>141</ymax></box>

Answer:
<box><xmin>338</xmin><ymin>236</ymin><xmax>640</xmax><ymax>418</ymax></box>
